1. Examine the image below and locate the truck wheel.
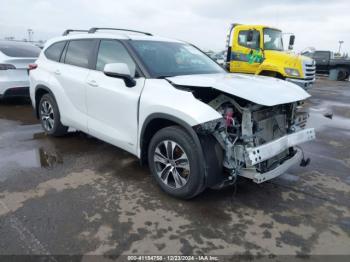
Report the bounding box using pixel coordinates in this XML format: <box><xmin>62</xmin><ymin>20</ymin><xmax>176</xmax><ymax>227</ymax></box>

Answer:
<box><xmin>39</xmin><ymin>94</ymin><xmax>68</xmax><ymax>136</ymax></box>
<box><xmin>337</xmin><ymin>68</ymin><xmax>349</xmax><ymax>81</ymax></box>
<box><xmin>148</xmin><ymin>126</ymin><xmax>205</xmax><ymax>199</ymax></box>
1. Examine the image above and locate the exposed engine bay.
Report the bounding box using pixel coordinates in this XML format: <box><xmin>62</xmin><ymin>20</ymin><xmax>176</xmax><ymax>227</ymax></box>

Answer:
<box><xmin>189</xmin><ymin>87</ymin><xmax>316</xmax><ymax>185</ymax></box>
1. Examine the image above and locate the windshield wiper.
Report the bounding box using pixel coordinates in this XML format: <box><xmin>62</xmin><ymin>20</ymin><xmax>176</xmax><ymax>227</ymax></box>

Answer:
<box><xmin>156</xmin><ymin>75</ymin><xmax>173</xmax><ymax>79</ymax></box>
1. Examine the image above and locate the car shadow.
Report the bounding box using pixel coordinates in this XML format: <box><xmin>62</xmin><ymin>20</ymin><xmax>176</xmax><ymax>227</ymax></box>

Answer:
<box><xmin>0</xmin><ymin>97</ymin><xmax>38</xmax><ymax>125</ymax></box>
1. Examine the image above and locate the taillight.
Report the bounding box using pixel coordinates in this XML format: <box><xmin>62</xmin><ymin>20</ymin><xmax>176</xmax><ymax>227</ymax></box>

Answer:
<box><xmin>0</xmin><ymin>64</ymin><xmax>16</xmax><ymax>70</ymax></box>
<box><xmin>28</xmin><ymin>63</ymin><xmax>38</xmax><ymax>71</ymax></box>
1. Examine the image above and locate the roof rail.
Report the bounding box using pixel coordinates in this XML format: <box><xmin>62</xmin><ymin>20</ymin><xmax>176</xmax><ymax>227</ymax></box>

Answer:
<box><xmin>62</xmin><ymin>29</ymin><xmax>89</xmax><ymax>36</ymax></box>
<box><xmin>88</xmin><ymin>27</ymin><xmax>152</xmax><ymax>36</ymax></box>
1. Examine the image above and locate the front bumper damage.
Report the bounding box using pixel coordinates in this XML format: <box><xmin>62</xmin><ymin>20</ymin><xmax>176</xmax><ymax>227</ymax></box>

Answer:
<box><xmin>245</xmin><ymin>128</ymin><xmax>315</xmax><ymax>166</ymax></box>
<box><xmin>240</xmin><ymin>128</ymin><xmax>315</xmax><ymax>183</ymax></box>
<box><xmin>239</xmin><ymin>148</ymin><xmax>303</xmax><ymax>183</ymax></box>
<box><xmin>211</xmin><ymin>125</ymin><xmax>316</xmax><ymax>184</ymax></box>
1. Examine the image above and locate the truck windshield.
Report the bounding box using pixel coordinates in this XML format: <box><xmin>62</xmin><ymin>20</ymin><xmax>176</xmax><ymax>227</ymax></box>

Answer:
<box><xmin>129</xmin><ymin>40</ymin><xmax>225</xmax><ymax>78</ymax></box>
<box><xmin>263</xmin><ymin>28</ymin><xmax>283</xmax><ymax>51</ymax></box>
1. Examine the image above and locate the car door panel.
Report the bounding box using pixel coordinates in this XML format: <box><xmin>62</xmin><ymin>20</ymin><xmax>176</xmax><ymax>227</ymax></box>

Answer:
<box><xmin>86</xmin><ymin>39</ymin><xmax>144</xmax><ymax>155</ymax></box>
<box><xmin>230</xmin><ymin>29</ymin><xmax>261</xmax><ymax>74</ymax></box>
<box><xmin>53</xmin><ymin>64</ymin><xmax>89</xmax><ymax>132</ymax></box>
<box><xmin>86</xmin><ymin>71</ymin><xmax>145</xmax><ymax>155</ymax></box>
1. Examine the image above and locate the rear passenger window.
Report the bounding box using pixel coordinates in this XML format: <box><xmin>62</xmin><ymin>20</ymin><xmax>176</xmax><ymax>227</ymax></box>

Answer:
<box><xmin>96</xmin><ymin>40</ymin><xmax>136</xmax><ymax>75</ymax></box>
<box><xmin>44</xmin><ymin>41</ymin><xmax>66</xmax><ymax>62</ymax></box>
<box><xmin>64</xmin><ymin>40</ymin><xmax>95</xmax><ymax>68</ymax></box>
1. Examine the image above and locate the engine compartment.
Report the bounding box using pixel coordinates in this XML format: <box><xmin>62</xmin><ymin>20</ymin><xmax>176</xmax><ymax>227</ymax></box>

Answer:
<box><xmin>188</xmin><ymin>86</ymin><xmax>311</xmax><ymax>183</ymax></box>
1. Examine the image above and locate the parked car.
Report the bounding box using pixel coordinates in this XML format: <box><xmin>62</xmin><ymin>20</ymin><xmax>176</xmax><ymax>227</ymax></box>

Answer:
<box><xmin>303</xmin><ymin>50</ymin><xmax>350</xmax><ymax>81</ymax></box>
<box><xmin>0</xmin><ymin>41</ymin><xmax>41</xmax><ymax>98</ymax></box>
<box><xmin>29</xmin><ymin>28</ymin><xmax>315</xmax><ymax>199</ymax></box>
<box><xmin>213</xmin><ymin>51</ymin><xmax>225</xmax><ymax>66</ymax></box>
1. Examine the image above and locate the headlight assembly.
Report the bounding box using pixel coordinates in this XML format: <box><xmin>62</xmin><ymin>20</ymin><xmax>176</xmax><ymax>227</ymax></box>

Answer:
<box><xmin>284</xmin><ymin>68</ymin><xmax>300</xmax><ymax>77</ymax></box>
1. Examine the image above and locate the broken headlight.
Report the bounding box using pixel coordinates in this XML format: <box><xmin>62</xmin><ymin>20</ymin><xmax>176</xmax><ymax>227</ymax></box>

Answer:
<box><xmin>194</xmin><ymin>118</ymin><xmax>225</xmax><ymax>135</ymax></box>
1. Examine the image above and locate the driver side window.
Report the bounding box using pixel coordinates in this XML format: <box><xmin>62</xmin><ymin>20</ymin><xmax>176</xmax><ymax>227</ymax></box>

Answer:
<box><xmin>238</xmin><ymin>30</ymin><xmax>260</xmax><ymax>49</ymax></box>
<box><xmin>96</xmin><ymin>40</ymin><xmax>136</xmax><ymax>76</ymax></box>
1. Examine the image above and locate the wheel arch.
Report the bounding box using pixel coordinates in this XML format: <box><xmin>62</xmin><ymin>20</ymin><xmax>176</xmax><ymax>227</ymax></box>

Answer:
<box><xmin>140</xmin><ymin>113</ymin><xmax>203</xmax><ymax>163</ymax></box>
<box><xmin>257</xmin><ymin>61</ymin><xmax>286</xmax><ymax>79</ymax></box>
<box><xmin>258</xmin><ymin>70</ymin><xmax>285</xmax><ymax>79</ymax></box>
<box><xmin>140</xmin><ymin>113</ymin><xmax>225</xmax><ymax>188</ymax></box>
<box><xmin>34</xmin><ymin>85</ymin><xmax>56</xmax><ymax>119</ymax></box>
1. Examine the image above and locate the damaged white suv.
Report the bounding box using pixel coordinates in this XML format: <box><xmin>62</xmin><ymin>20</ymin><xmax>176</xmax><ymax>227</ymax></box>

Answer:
<box><xmin>29</xmin><ymin>28</ymin><xmax>315</xmax><ymax>199</ymax></box>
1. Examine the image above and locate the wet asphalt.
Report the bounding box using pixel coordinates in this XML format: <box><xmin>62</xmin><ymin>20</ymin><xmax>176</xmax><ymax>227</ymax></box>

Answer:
<box><xmin>0</xmin><ymin>78</ymin><xmax>349</xmax><ymax>258</ymax></box>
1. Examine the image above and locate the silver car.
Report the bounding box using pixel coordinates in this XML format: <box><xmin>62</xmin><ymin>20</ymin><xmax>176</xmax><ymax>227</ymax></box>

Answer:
<box><xmin>0</xmin><ymin>41</ymin><xmax>41</xmax><ymax>98</ymax></box>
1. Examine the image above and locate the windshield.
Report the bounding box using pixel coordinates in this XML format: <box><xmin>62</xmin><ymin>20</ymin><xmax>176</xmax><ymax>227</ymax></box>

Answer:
<box><xmin>263</xmin><ymin>28</ymin><xmax>283</xmax><ymax>51</ymax></box>
<box><xmin>129</xmin><ymin>40</ymin><xmax>225</xmax><ymax>78</ymax></box>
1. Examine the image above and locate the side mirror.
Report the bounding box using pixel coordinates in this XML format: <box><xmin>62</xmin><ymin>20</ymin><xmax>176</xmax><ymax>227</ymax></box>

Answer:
<box><xmin>289</xmin><ymin>35</ymin><xmax>295</xmax><ymax>50</ymax></box>
<box><xmin>103</xmin><ymin>63</ymin><xmax>136</xmax><ymax>87</ymax></box>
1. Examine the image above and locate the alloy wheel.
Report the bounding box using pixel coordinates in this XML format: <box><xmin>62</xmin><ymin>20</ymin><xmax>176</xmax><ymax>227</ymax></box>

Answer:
<box><xmin>153</xmin><ymin>140</ymin><xmax>191</xmax><ymax>189</ymax></box>
<box><xmin>40</xmin><ymin>100</ymin><xmax>55</xmax><ymax>131</ymax></box>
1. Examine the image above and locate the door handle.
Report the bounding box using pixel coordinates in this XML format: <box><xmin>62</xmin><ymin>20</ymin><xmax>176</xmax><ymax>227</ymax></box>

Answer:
<box><xmin>87</xmin><ymin>80</ymin><xmax>98</xmax><ymax>87</ymax></box>
<box><xmin>54</xmin><ymin>70</ymin><xmax>61</xmax><ymax>75</ymax></box>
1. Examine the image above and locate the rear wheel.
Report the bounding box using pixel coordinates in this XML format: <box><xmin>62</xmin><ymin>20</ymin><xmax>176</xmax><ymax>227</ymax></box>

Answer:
<box><xmin>148</xmin><ymin>126</ymin><xmax>205</xmax><ymax>199</ymax></box>
<box><xmin>337</xmin><ymin>68</ymin><xmax>349</xmax><ymax>81</ymax></box>
<box><xmin>39</xmin><ymin>94</ymin><xmax>68</xmax><ymax>136</ymax></box>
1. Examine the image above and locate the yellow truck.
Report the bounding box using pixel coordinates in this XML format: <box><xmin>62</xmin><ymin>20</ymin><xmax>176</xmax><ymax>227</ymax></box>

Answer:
<box><xmin>224</xmin><ymin>24</ymin><xmax>316</xmax><ymax>89</ymax></box>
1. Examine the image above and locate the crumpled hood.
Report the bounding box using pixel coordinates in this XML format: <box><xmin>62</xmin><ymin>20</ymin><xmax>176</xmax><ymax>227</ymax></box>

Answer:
<box><xmin>167</xmin><ymin>73</ymin><xmax>310</xmax><ymax>106</ymax></box>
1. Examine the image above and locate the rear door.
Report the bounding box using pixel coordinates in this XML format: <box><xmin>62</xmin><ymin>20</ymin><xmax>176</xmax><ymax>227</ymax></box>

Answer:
<box><xmin>86</xmin><ymin>39</ymin><xmax>145</xmax><ymax>155</ymax></box>
<box><xmin>55</xmin><ymin>39</ymin><xmax>97</xmax><ymax>132</ymax></box>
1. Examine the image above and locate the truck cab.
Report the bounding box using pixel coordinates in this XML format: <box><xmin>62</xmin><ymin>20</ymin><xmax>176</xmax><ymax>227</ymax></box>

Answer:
<box><xmin>224</xmin><ymin>24</ymin><xmax>316</xmax><ymax>89</ymax></box>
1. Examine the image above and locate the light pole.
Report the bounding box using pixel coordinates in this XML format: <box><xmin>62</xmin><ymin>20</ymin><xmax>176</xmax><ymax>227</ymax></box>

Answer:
<box><xmin>338</xmin><ymin>40</ymin><xmax>344</xmax><ymax>54</ymax></box>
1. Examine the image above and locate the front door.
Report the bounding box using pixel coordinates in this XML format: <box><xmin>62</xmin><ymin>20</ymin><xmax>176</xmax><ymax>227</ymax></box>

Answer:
<box><xmin>230</xmin><ymin>29</ymin><xmax>262</xmax><ymax>74</ymax></box>
<box><xmin>86</xmin><ymin>39</ymin><xmax>145</xmax><ymax>155</ymax></box>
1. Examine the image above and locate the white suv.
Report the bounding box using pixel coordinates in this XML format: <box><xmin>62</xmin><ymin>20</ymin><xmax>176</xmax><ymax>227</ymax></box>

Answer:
<box><xmin>29</xmin><ymin>28</ymin><xmax>315</xmax><ymax>199</ymax></box>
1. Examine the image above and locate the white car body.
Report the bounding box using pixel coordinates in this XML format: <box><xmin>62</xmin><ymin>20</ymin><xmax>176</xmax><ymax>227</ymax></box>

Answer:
<box><xmin>0</xmin><ymin>41</ymin><xmax>40</xmax><ymax>98</ymax></box>
<box><xmin>29</xmin><ymin>29</ymin><xmax>315</xmax><ymax>198</ymax></box>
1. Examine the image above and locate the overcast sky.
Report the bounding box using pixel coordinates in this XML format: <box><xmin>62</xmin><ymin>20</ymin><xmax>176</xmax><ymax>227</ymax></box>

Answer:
<box><xmin>1</xmin><ymin>0</ymin><xmax>349</xmax><ymax>53</ymax></box>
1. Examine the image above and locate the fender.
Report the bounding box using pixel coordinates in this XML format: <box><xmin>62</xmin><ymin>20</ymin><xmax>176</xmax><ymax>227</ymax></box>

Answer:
<box><xmin>256</xmin><ymin>62</ymin><xmax>285</xmax><ymax>77</ymax></box>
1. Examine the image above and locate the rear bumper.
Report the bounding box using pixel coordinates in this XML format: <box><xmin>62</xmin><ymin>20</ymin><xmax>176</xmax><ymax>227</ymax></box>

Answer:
<box><xmin>286</xmin><ymin>77</ymin><xmax>315</xmax><ymax>90</ymax></box>
<box><xmin>0</xmin><ymin>78</ymin><xmax>30</xmax><ymax>97</ymax></box>
<box><xmin>1</xmin><ymin>86</ymin><xmax>29</xmax><ymax>98</ymax></box>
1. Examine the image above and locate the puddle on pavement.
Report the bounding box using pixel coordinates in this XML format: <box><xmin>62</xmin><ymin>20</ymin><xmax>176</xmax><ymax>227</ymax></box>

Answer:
<box><xmin>278</xmin><ymin>173</ymin><xmax>300</xmax><ymax>182</ymax></box>
<box><xmin>307</xmin><ymin>100</ymin><xmax>350</xmax><ymax>132</ymax></box>
<box><xmin>0</xmin><ymin>147</ymin><xmax>63</xmax><ymax>178</ymax></box>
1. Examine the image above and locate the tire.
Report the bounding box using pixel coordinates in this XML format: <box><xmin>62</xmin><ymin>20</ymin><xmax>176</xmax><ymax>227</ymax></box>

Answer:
<box><xmin>147</xmin><ymin>126</ymin><xmax>205</xmax><ymax>199</ymax></box>
<box><xmin>38</xmin><ymin>93</ymin><xmax>68</xmax><ymax>136</ymax></box>
<box><xmin>337</xmin><ymin>68</ymin><xmax>349</xmax><ymax>81</ymax></box>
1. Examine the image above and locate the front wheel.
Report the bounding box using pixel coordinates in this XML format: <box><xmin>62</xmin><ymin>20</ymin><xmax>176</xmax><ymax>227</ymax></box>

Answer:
<box><xmin>39</xmin><ymin>94</ymin><xmax>68</xmax><ymax>136</ymax></box>
<box><xmin>148</xmin><ymin>126</ymin><xmax>205</xmax><ymax>199</ymax></box>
